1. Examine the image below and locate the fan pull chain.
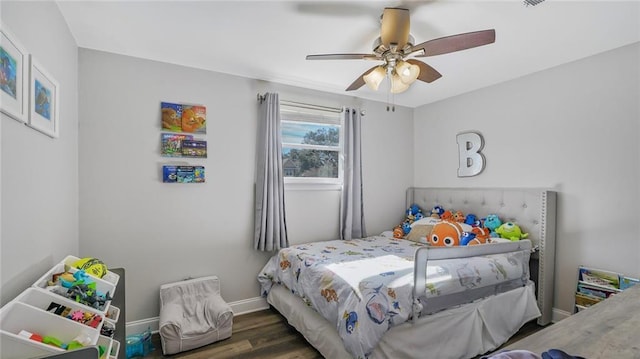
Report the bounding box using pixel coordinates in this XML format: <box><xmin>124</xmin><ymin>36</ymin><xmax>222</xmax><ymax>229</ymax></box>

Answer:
<box><xmin>385</xmin><ymin>76</ymin><xmax>395</xmax><ymax>112</ymax></box>
<box><xmin>392</xmin><ymin>92</ymin><xmax>395</xmax><ymax>112</ymax></box>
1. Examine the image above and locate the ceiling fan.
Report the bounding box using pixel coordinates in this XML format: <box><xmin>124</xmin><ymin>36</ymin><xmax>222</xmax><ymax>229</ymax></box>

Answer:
<box><xmin>306</xmin><ymin>7</ymin><xmax>496</xmax><ymax>94</ymax></box>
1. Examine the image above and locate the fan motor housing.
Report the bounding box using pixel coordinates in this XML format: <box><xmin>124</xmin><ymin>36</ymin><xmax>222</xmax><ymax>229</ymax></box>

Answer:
<box><xmin>372</xmin><ymin>35</ymin><xmax>415</xmax><ymax>56</ymax></box>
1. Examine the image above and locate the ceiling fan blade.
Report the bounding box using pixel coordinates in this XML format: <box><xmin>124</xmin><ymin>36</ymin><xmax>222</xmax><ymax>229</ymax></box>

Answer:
<box><xmin>306</xmin><ymin>54</ymin><xmax>379</xmax><ymax>60</ymax></box>
<box><xmin>406</xmin><ymin>59</ymin><xmax>442</xmax><ymax>83</ymax></box>
<box><xmin>346</xmin><ymin>66</ymin><xmax>378</xmax><ymax>91</ymax></box>
<box><xmin>413</xmin><ymin>29</ymin><xmax>496</xmax><ymax>57</ymax></box>
<box><xmin>380</xmin><ymin>8</ymin><xmax>410</xmax><ymax>49</ymax></box>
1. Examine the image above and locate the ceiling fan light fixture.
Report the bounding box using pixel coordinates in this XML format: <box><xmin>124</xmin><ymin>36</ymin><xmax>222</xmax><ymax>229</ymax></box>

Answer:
<box><xmin>363</xmin><ymin>66</ymin><xmax>386</xmax><ymax>91</ymax></box>
<box><xmin>396</xmin><ymin>60</ymin><xmax>420</xmax><ymax>85</ymax></box>
<box><xmin>390</xmin><ymin>72</ymin><xmax>410</xmax><ymax>93</ymax></box>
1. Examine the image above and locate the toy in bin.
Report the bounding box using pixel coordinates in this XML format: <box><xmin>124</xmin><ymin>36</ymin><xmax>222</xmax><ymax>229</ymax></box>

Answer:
<box><xmin>72</xmin><ymin>257</ymin><xmax>108</xmax><ymax>279</ymax></box>
<box><xmin>19</xmin><ymin>330</ymin><xmax>101</xmax><ymax>352</ymax></box>
<box><xmin>49</xmin><ymin>269</ymin><xmax>112</xmax><ymax>310</ymax></box>
<box><xmin>126</xmin><ymin>327</ymin><xmax>154</xmax><ymax>358</ymax></box>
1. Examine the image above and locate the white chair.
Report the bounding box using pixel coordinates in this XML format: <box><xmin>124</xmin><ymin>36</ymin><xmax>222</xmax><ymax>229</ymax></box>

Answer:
<box><xmin>159</xmin><ymin>276</ymin><xmax>233</xmax><ymax>355</ymax></box>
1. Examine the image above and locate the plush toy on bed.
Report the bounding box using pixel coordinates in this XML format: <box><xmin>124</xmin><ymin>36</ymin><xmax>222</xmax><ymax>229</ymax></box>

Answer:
<box><xmin>392</xmin><ymin>204</ymin><xmax>424</xmax><ymax>239</ymax></box>
<box><xmin>484</xmin><ymin>214</ymin><xmax>503</xmax><ymax>237</ymax></box>
<box><xmin>428</xmin><ymin>220</ymin><xmax>464</xmax><ymax>247</ymax></box>
<box><xmin>495</xmin><ymin>222</ymin><xmax>529</xmax><ymax>241</ymax></box>
<box><xmin>460</xmin><ymin>226</ymin><xmax>491</xmax><ymax>246</ymax></box>
<box><xmin>464</xmin><ymin>214</ymin><xmax>477</xmax><ymax>226</ymax></box>
<box><xmin>392</xmin><ymin>225</ymin><xmax>404</xmax><ymax>239</ymax></box>
<box><xmin>460</xmin><ymin>232</ymin><xmax>476</xmax><ymax>246</ymax></box>
<box><xmin>402</xmin><ymin>222</ymin><xmax>412</xmax><ymax>236</ymax></box>
<box><xmin>440</xmin><ymin>210</ymin><xmax>454</xmax><ymax>221</ymax></box>
<box><xmin>431</xmin><ymin>205</ymin><xmax>444</xmax><ymax>218</ymax></box>
<box><xmin>406</xmin><ymin>204</ymin><xmax>422</xmax><ymax>220</ymax></box>
<box><xmin>453</xmin><ymin>210</ymin><xmax>465</xmax><ymax>223</ymax></box>
<box><xmin>405</xmin><ymin>204</ymin><xmax>423</xmax><ymax>224</ymax></box>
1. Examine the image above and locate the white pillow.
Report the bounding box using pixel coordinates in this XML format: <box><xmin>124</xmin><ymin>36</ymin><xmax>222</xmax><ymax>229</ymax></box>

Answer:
<box><xmin>410</xmin><ymin>217</ymin><xmax>441</xmax><ymax>227</ymax></box>
<box><xmin>411</xmin><ymin>217</ymin><xmax>473</xmax><ymax>231</ymax></box>
<box><xmin>459</xmin><ymin>222</ymin><xmax>473</xmax><ymax>232</ymax></box>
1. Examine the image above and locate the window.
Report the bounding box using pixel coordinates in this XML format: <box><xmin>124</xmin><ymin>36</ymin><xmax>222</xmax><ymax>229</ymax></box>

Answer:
<box><xmin>280</xmin><ymin>104</ymin><xmax>343</xmax><ymax>187</ymax></box>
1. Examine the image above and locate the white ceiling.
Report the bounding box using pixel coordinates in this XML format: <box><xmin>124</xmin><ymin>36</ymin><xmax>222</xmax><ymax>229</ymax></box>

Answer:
<box><xmin>56</xmin><ymin>0</ymin><xmax>640</xmax><ymax>108</ymax></box>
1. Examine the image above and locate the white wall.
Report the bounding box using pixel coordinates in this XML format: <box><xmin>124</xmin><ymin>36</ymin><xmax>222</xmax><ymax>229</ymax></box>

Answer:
<box><xmin>0</xmin><ymin>1</ymin><xmax>79</xmax><ymax>305</ymax></box>
<box><xmin>413</xmin><ymin>42</ymin><xmax>640</xmax><ymax>315</ymax></box>
<box><xmin>78</xmin><ymin>49</ymin><xmax>414</xmax><ymax>322</ymax></box>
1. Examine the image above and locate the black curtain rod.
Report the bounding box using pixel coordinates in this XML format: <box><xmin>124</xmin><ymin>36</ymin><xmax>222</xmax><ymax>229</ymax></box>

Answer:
<box><xmin>256</xmin><ymin>94</ymin><xmax>365</xmax><ymax>116</ymax></box>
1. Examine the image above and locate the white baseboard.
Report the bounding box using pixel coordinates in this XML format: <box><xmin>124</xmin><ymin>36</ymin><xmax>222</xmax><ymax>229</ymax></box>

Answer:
<box><xmin>229</xmin><ymin>296</ymin><xmax>269</xmax><ymax>315</ymax></box>
<box><xmin>125</xmin><ymin>296</ymin><xmax>269</xmax><ymax>336</ymax></box>
<box><xmin>551</xmin><ymin>307</ymin><xmax>572</xmax><ymax>323</ymax></box>
<box><xmin>126</xmin><ymin>316</ymin><xmax>160</xmax><ymax>337</ymax></box>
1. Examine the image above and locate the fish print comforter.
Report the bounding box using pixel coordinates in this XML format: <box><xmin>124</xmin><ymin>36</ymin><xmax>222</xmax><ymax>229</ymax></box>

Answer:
<box><xmin>257</xmin><ymin>236</ymin><xmax>529</xmax><ymax>358</ymax></box>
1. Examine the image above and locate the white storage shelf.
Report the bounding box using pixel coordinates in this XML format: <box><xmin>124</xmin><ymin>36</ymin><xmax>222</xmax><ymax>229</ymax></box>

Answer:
<box><xmin>110</xmin><ymin>339</ymin><xmax>121</xmax><ymax>359</ymax></box>
<box><xmin>17</xmin><ymin>287</ymin><xmax>106</xmax><ymax>332</ymax></box>
<box><xmin>33</xmin><ymin>258</ymin><xmax>117</xmax><ymax>314</ymax></box>
<box><xmin>0</xmin><ymin>256</ymin><xmax>120</xmax><ymax>359</ymax></box>
<box><xmin>105</xmin><ymin>305</ymin><xmax>120</xmax><ymax>323</ymax></box>
<box><xmin>98</xmin><ymin>335</ymin><xmax>113</xmax><ymax>359</ymax></box>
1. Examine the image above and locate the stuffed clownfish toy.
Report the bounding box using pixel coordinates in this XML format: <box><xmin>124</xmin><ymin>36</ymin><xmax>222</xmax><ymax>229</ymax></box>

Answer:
<box><xmin>461</xmin><ymin>227</ymin><xmax>491</xmax><ymax>246</ymax></box>
<box><xmin>440</xmin><ymin>210</ymin><xmax>454</xmax><ymax>221</ymax></box>
<box><xmin>429</xmin><ymin>220</ymin><xmax>464</xmax><ymax>247</ymax></box>
<box><xmin>392</xmin><ymin>225</ymin><xmax>404</xmax><ymax>239</ymax></box>
<box><xmin>472</xmin><ymin>227</ymin><xmax>491</xmax><ymax>242</ymax></box>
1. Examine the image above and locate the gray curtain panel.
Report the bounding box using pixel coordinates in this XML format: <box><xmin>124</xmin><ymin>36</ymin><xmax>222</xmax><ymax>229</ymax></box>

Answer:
<box><xmin>254</xmin><ymin>93</ymin><xmax>288</xmax><ymax>251</ymax></box>
<box><xmin>340</xmin><ymin>108</ymin><xmax>366</xmax><ymax>240</ymax></box>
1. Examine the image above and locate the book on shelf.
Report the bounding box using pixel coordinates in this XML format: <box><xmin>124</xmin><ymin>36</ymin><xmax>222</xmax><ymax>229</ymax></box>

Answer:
<box><xmin>577</xmin><ymin>283</ymin><xmax>617</xmax><ymax>299</ymax></box>
<box><xmin>574</xmin><ymin>266</ymin><xmax>640</xmax><ymax>313</ymax></box>
<box><xmin>162</xmin><ymin>165</ymin><xmax>205</xmax><ymax>183</ymax></box>
<box><xmin>578</xmin><ymin>266</ymin><xmax>621</xmax><ymax>290</ymax></box>
<box><xmin>621</xmin><ymin>276</ymin><xmax>640</xmax><ymax>290</ymax></box>
<box><xmin>574</xmin><ymin>292</ymin><xmax>604</xmax><ymax>308</ymax></box>
<box><xmin>161</xmin><ymin>133</ymin><xmax>193</xmax><ymax>157</ymax></box>
<box><xmin>181</xmin><ymin>139</ymin><xmax>207</xmax><ymax>158</ymax></box>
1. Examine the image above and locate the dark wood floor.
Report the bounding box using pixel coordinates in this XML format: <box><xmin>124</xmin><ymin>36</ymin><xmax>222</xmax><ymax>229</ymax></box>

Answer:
<box><xmin>144</xmin><ymin>308</ymin><xmax>545</xmax><ymax>359</ymax></box>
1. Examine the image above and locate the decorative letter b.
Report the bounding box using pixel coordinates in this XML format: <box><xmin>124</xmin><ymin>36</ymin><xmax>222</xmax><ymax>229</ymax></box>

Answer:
<box><xmin>457</xmin><ymin>132</ymin><xmax>485</xmax><ymax>177</ymax></box>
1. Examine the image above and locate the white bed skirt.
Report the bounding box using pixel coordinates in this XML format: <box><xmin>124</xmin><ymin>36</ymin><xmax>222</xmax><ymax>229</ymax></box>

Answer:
<box><xmin>267</xmin><ymin>281</ymin><xmax>541</xmax><ymax>359</ymax></box>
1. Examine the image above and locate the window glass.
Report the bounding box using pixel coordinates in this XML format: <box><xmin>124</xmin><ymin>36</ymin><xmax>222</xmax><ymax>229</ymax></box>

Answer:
<box><xmin>280</xmin><ymin>105</ymin><xmax>342</xmax><ymax>185</ymax></box>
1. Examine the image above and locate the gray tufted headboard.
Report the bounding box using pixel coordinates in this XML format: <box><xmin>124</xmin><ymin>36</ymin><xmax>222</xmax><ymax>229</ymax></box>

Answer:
<box><xmin>406</xmin><ymin>187</ymin><xmax>557</xmax><ymax>325</ymax></box>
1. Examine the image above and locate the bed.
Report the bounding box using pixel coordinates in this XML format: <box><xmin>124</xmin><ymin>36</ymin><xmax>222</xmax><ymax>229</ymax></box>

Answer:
<box><xmin>258</xmin><ymin>187</ymin><xmax>557</xmax><ymax>359</ymax></box>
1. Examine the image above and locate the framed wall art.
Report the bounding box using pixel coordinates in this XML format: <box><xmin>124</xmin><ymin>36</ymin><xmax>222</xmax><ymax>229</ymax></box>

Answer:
<box><xmin>0</xmin><ymin>25</ymin><xmax>29</xmax><ymax>123</ymax></box>
<box><xmin>28</xmin><ymin>57</ymin><xmax>59</xmax><ymax>138</ymax></box>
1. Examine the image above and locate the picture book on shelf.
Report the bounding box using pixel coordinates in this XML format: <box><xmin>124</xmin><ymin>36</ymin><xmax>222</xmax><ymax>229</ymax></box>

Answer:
<box><xmin>163</xmin><ymin>165</ymin><xmax>205</xmax><ymax>183</ymax></box>
<box><xmin>161</xmin><ymin>102</ymin><xmax>183</xmax><ymax>133</ymax></box>
<box><xmin>577</xmin><ymin>284</ymin><xmax>616</xmax><ymax>299</ymax></box>
<box><xmin>161</xmin><ymin>133</ymin><xmax>193</xmax><ymax>157</ymax></box>
<box><xmin>621</xmin><ymin>276</ymin><xmax>640</xmax><ymax>290</ymax></box>
<box><xmin>181</xmin><ymin>105</ymin><xmax>206</xmax><ymax>134</ymax></box>
<box><xmin>181</xmin><ymin>139</ymin><xmax>207</xmax><ymax>158</ymax></box>
<box><xmin>161</xmin><ymin>102</ymin><xmax>207</xmax><ymax>134</ymax></box>
<box><xmin>578</xmin><ymin>266</ymin><xmax>620</xmax><ymax>290</ymax></box>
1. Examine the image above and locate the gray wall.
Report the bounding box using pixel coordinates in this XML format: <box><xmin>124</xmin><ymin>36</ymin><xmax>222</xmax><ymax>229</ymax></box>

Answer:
<box><xmin>77</xmin><ymin>49</ymin><xmax>414</xmax><ymax>322</ymax></box>
<box><xmin>1</xmin><ymin>1</ymin><xmax>79</xmax><ymax>305</ymax></box>
<box><xmin>413</xmin><ymin>42</ymin><xmax>640</xmax><ymax>315</ymax></box>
